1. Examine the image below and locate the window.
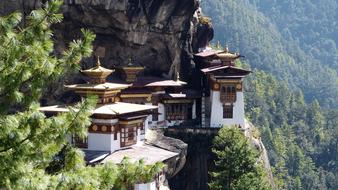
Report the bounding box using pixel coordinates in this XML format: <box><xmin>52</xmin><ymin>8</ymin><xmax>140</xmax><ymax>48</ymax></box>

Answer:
<box><xmin>140</xmin><ymin>123</ymin><xmax>145</xmax><ymax>135</ymax></box>
<box><xmin>165</xmin><ymin>104</ymin><xmax>191</xmax><ymax>120</ymax></box>
<box><xmin>220</xmin><ymin>84</ymin><xmax>237</xmax><ymax>103</ymax></box>
<box><xmin>120</xmin><ymin>125</ymin><xmax>137</xmax><ymax>147</ymax></box>
<box><xmin>152</xmin><ymin>109</ymin><xmax>158</xmax><ymax>121</ymax></box>
<box><xmin>223</xmin><ymin>104</ymin><xmax>233</xmax><ymax>118</ymax></box>
<box><xmin>72</xmin><ymin>135</ymin><xmax>88</xmax><ymax>148</ymax></box>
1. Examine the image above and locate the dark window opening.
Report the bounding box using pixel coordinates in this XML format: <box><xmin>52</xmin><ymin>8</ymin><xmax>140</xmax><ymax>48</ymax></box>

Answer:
<box><xmin>223</xmin><ymin>105</ymin><xmax>233</xmax><ymax>118</ymax></box>
<box><xmin>72</xmin><ymin>135</ymin><xmax>88</xmax><ymax>148</ymax></box>
<box><xmin>165</xmin><ymin>104</ymin><xmax>190</xmax><ymax>120</ymax></box>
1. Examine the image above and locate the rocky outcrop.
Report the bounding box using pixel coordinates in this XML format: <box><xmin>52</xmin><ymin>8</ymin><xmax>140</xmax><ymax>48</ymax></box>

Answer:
<box><xmin>145</xmin><ymin>129</ymin><xmax>188</xmax><ymax>178</ymax></box>
<box><xmin>0</xmin><ymin>0</ymin><xmax>200</xmax><ymax>79</ymax></box>
<box><xmin>245</xmin><ymin>120</ymin><xmax>276</xmax><ymax>189</ymax></box>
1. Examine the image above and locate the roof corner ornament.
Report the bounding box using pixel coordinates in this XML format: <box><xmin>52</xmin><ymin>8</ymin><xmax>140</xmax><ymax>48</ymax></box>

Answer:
<box><xmin>96</xmin><ymin>56</ymin><xmax>101</xmax><ymax>68</ymax></box>
<box><xmin>224</xmin><ymin>44</ymin><xmax>229</xmax><ymax>53</ymax></box>
<box><xmin>128</xmin><ymin>57</ymin><xmax>133</xmax><ymax>66</ymax></box>
<box><xmin>216</xmin><ymin>41</ymin><xmax>221</xmax><ymax>49</ymax></box>
<box><xmin>175</xmin><ymin>71</ymin><xmax>180</xmax><ymax>81</ymax></box>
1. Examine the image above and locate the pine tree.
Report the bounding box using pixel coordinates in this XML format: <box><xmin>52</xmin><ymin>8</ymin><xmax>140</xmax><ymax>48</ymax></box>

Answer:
<box><xmin>0</xmin><ymin>1</ymin><xmax>162</xmax><ymax>189</ymax></box>
<box><xmin>209</xmin><ymin>127</ymin><xmax>272</xmax><ymax>190</ymax></box>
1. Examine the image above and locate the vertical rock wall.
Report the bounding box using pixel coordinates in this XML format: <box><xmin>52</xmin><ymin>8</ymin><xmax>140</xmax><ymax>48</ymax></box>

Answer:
<box><xmin>0</xmin><ymin>0</ymin><xmax>201</xmax><ymax>78</ymax></box>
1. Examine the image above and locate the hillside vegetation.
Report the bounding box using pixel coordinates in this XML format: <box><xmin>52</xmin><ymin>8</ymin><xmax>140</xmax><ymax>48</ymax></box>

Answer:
<box><xmin>202</xmin><ymin>0</ymin><xmax>338</xmax><ymax>189</ymax></box>
<box><xmin>202</xmin><ymin>0</ymin><xmax>338</xmax><ymax>108</ymax></box>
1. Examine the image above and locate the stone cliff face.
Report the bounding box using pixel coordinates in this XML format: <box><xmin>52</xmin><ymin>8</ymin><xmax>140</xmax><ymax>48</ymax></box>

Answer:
<box><xmin>0</xmin><ymin>0</ymin><xmax>213</xmax><ymax>104</ymax></box>
<box><xmin>0</xmin><ymin>0</ymin><xmax>202</xmax><ymax>79</ymax></box>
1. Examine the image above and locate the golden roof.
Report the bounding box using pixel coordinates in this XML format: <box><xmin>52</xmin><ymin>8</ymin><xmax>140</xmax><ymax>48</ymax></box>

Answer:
<box><xmin>81</xmin><ymin>57</ymin><xmax>114</xmax><ymax>80</ymax></box>
<box><xmin>216</xmin><ymin>52</ymin><xmax>240</xmax><ymax>60</ymax></box>
<box><xmin>122</xmin><ymin>58</ymin><xmax>145</xmax><ymax>70</ymax></box>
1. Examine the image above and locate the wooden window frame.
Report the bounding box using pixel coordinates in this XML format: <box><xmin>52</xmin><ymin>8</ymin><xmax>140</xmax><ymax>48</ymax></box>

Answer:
<box><xmin>120</xmin><ymin>125</ymin><xmax>137</xmax><ymax>147</ymax></box>
<box><xmin>220</xmin><ymin>84</ymin><xmax>237</xmax><ymax>103</ymax></box>
<box><xmin>223</xmin><ymin>104</ymin><xmax>234</xmax><ymax>119</ymax></box>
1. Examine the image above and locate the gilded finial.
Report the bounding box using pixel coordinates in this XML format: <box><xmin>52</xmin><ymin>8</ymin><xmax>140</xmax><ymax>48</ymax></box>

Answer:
<box><xmin>216</xmin><ymin>41</ymin><xmax>221</xmax><ymax>49</ymax></box>
<box><xmin>96</xmin><ymin>56</ymin><xmax>101</xmax><ymax>68</ymax></box>
<box><xmin>176</xmin><ymin>71</ymin><xmax>180</xmax><ymax>81</ymax></box>
<box><xmin>224</xmin><ymin>44</ymin><xmax>229</xmax><ymax>52</ymax></box>
<box><xmin>224</xmin><ymin>44</ymin><xmax>229</xmax><ymax>53</ymax></box>
<box><xmin>128</xmin><ymin>57</ymin><xmax>133</xmax><ymax>66</ymax></box>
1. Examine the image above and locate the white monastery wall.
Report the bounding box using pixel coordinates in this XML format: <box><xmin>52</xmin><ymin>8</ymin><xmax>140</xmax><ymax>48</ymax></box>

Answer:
<box><xmin>88</xmin><ymin>133</ymin><xmax>116</xmax><ymax>152</ymax></box>
<box><xmin>210</xmin><ymin>90</ymin><xmax>245</xmax><ymax>128</ymax></box>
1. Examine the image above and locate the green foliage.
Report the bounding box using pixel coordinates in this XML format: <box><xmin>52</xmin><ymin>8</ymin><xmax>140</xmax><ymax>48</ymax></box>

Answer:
<box><xmin>209</xmin><ymin>126</ymin><xmax>272</xmax><ymax>190</ymax></box>
<box><xmin>114</xmin><ymin>158</ymin><xmax>164</xmax><ymax>190</ymax></box>
<box><xmin>244</xmin><ymin>70</ymin><xmax>338</xmax><ymax>189</ymax></box>
<box><xmin>202</xmin><ymin>0</ymin><xmax>338</xmax><ymax>108</ymax></box>
<box><xmin>0</xmin><ymin>1</ymin><xmax>163</xmax><ymax>189</ymax></box>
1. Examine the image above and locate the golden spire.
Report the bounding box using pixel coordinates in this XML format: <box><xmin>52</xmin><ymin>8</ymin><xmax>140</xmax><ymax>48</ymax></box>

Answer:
<box><xmin>128</xmin><ymin>57</ymin><xmax>133</xmax><ymax>66</ymax></box>
<box><xmin>224</xmin><ymin>44</ymin><xmax>229</xmax><ymax>52</ymax></box>
<box><xmin>216</xmin><ymin>41</ymin><xmax>221</xmax><ymax>49</ymax></box>
<box><xmin>176</xmin><ymin>71</ymin><xmax>180</xmax><ymax>81</ymax></box>
<box><xmin>96</xmin><ymin>56</ymin><xmax>101</xmax><ymax>68</ymax></box>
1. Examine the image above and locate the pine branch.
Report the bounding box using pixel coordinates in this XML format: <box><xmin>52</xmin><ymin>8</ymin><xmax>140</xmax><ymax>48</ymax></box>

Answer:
<box><xmin>0</xmin><ymin>134</ymin><xmax>33</xmax><ymax>153</ymax></box>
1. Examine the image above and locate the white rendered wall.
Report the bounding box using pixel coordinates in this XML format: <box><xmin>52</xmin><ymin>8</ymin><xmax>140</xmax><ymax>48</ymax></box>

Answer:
<box><xmin>158</xmin><ymin>103</ymin><xmax>165</xmax><ymax>122</ymax></box>
<box><xmin>144</xmin><ymin>117</ymin><xmax>149</xmax><ymax>133</ymax></box>
<box><xmin>111</xmin><ymin>132</ymin><xmax>120</xmax><ymax>152</ymax></box>
<box><xmin>156</xmin><ymin>103</ymin><xmax>165</xmax><ymax>128</ymax></box>
<box><xmin>192</xmin><ymin>100</ymin><xmax>196</xmax><ymax>119</ymax></box>
<box><xmin>210</xmin><ymin>90</ymin><xmax>245</xmax><ymax>128</ymax></box>
<box><xmin>88</xmin><ymin>133</ymin><xmax>116</xmax><ymax>152</ymax></box>
<box><xmin>137</xmin><ymin>128</ymin><xmax>142</xmax><ymax>143</ymax></box>
<box><xmin>134</xmin><ymin>181</ymin><xmax>156</xmax><ymax>190</ymax></box>
<box><xmin>145</xmin><ymin>103</ymin><xmax>154</xmax><ymax>128</ymax></box>
<box><xmin>88</xmin><ymin>118</ymin><xmax>120</xmax><ymax>152</ymax></box>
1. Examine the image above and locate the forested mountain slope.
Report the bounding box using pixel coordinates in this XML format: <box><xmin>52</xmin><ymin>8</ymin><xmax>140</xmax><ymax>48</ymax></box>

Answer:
<box><xmin>202</xmin><ymin>0</ymin><xmax>338</xmax><ymax>189</ymax></box>
<box><xmin>245</xmin><ymin>70</ymin><xmax>338</xmax><ymax>189</ymax></box>
<box><xmin>202</xmin><ymin>0</ymin><xmax>338</xmax><ymax>108</ymax></box>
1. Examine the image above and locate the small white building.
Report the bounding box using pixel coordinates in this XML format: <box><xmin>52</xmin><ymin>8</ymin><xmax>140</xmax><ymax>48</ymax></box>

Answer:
<box><xmin>198</xmin><ymin>49</ymin><xmax>251</xmax><ymax>128</ymax></box>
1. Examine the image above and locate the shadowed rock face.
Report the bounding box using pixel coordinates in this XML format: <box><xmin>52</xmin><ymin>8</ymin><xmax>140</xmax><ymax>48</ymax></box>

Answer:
<box><xmin>0</xmin><ymin>0</ymin><xmax>200</xmax><ymax>78</ymax></box>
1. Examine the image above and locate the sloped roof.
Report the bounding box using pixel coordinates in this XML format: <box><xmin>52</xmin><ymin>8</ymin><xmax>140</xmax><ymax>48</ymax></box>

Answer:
<box><xmin>64</xmin><ymin>82</ymin><xmax>130</xmax><ymax>91</ymax></box>
<box><xmin>194</xmin><ymin>49</ymin><xmax>224</xmax><ymax>57</ymax></box>
<box><xmin>132</xmin><ymin>77</ymin><xmax>186</xmax><ymax>87</ymax></box>
<box><xmin>201</xmin><ymin>65</ymin><xmax>251</xmax><ymax>77</ymax></box>
<box><xmin>39</xmin><ymin>102</ymin><xmax>157</xmax><ymax>116</ymax></box>
<box><xmin>101</xmin><ymin>143</ymin><xmax>178</xmax><ymax>165</ymax></box>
